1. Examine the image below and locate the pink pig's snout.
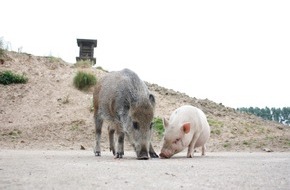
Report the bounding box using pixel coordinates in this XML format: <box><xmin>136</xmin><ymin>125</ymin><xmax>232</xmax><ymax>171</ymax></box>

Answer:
<box><xmin>159</xmin><ymin>149</ymin><xmax>174</xmax><ymax>159</ymax></box>
<box><xmin>159</xmin><ymin>152</ymin><xmax>170</xmax><ymax>159</ymax></box>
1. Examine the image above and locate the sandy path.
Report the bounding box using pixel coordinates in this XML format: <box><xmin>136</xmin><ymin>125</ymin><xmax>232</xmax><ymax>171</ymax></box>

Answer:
<box><xmin>0</xmin><ymin>150</ymin><xmax>289</xmax><ymax>190</ymax></box>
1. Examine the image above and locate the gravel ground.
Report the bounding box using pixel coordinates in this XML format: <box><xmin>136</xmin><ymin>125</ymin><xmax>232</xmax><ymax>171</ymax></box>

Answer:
<box><xmin>0</xmin><ymin>150</ymin><xmax>289</xmax><ymax>190</ymax></box>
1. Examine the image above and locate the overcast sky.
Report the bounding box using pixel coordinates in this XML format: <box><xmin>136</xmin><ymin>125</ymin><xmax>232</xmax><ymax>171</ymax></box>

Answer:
<box><xmin>1</xmin><ymin>0</ymin><xmax>289</xmax><ymax>108</ymax></box>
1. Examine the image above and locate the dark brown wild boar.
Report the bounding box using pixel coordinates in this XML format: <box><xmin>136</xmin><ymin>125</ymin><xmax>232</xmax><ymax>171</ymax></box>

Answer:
<box><xmin>93</xmin><ymin>68</ymin><xmax>158</xmax><ymax>159</ymax></box>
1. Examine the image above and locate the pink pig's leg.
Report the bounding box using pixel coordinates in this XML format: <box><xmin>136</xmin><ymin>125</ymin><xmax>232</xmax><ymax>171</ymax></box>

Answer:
<box><xmin>201</xmin><ymin>145</ymin><xmax>206</xmax><ymax>156</ymax></box>
<box><xmin>187</xmin><ymin>132</ymin><xmax>201</xmax><ymax>158</ymax></box>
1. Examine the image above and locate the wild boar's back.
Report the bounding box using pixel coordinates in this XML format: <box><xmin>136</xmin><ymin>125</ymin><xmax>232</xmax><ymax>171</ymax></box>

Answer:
<box><xmin>94</xmin><ymin>68</ymin><xmax>151</xmax><ymax>121</ymax></box>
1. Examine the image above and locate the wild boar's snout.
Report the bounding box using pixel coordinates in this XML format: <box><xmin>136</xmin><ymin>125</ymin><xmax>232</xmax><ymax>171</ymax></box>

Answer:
<box><xmin>137</xmin><ymin>146</ymin><xmax>149</xmax><ymax>160</ymax></box>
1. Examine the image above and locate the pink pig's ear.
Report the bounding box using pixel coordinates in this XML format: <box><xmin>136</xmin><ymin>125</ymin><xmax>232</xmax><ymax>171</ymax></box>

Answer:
<box><xmin>162</xmin><ymin>118</ymin><xmax>169</xmax><ymax>128</ymax></box>
<box><xmin>182</xmin><ymin>123</ymin><xmax>191</xmax><ymax>134</ymax></box>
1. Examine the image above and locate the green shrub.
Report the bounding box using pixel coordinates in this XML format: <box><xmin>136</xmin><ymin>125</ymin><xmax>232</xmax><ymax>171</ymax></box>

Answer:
<box><xmin>153</xmin><ymin>117</ymin><xmax>164</xmax><ymax>136</ymax></box>
<box><xmin>73</xmin><ymin>71</ymin><xmax>97</xmax><ymax>90</ymax></box>
<box><xmin>0</xmin><ymin>70</ymin><xmax>28</xmax><ymax>85</ymax></box>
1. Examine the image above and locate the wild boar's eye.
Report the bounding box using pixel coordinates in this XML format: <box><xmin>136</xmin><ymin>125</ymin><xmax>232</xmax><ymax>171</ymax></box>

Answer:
<box><xmin>133</xmin><ymin>122</ymin><xmax>139</xmax><ymax>130</ymax></box>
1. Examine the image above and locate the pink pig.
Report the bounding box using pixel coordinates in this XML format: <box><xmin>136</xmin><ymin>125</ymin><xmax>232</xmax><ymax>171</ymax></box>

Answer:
<box><xmin>159</xmin><ymin>105</ymin><xmax>210</xmax><ymax>158</ymax></box>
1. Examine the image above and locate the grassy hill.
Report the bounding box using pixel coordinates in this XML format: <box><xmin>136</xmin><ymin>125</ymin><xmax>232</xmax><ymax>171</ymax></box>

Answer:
<box><xmin>0</xmin><ymin>51</ymin><xmax>289</xmax><ymax>152</ymax></box>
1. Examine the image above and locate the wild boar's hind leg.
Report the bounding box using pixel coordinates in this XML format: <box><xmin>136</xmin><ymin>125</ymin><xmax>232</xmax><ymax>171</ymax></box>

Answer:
<box><xmin>149</xmin><ymin>143</ymin><xmax>159</xmax><ymax>158</ymax></box>
<box><xmin>108</xmin><ymin>126</ymin><xmax>115</xmax><ymax>155</ymax></box>
<box><xmin>94</xmin><ymin>116</ymin><xmax>103</xmax><ymax>156</ymax></box>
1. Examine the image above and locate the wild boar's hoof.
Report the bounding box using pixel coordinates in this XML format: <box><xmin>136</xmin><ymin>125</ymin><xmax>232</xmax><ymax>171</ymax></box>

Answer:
<box><xmin>115</xmin><ymin>152</ymin><xmax>124</xmax><ymax>159</ymax></box>
<box><xmin>110</xmin><ymin>148</ymin><xmax>116</xmax><ymax>156</ymax></box>
<box><xmin>149</xmin><ymin>151</ymin><xmax>159</xmax><ymax>158</ymax></box>
<box><xmin>137</xmin><ymin>156</ymin><xmax>149</xmax><ymax>160</ymax></box>
<box><xmin>95</xmin><ymin>151</ymin><xmax>101</xmax><ymax>156</ymax></box>
<box><xmin>137</xmin><ymin>152</ymin><xmax>149</xmax><ymax>160</ymax></box>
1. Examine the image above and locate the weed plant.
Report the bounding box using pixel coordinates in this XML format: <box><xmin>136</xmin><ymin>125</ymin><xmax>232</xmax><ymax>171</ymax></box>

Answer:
<box><xmin>0</xmin><ymin>70</ymin><xmax>28</xmax><ymax>85</ymax></box>
<box><xmin>73</xmin><ymin>71</ymin><xmax>96</xmax><ymax>90</ymax></box>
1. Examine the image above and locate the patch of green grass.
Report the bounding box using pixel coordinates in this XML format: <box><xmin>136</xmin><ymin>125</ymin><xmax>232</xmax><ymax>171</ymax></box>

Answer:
<box><xmin>258</xmin><ymin>127</ymin><xmax>265</xmax><ymax>134</ymax></box>
<box><xmin>71</xmin><ymin>124</ymin><xmax>79</xmax><ymax>131</ymax></box>
<box><xmin>207</xmin><ymin>119</ymin><xmax>224</xmax><ymax>127</ymax></box>
<box><xmin>47</xmin><ymin>56</ymin><xmax>61</xmax><ymax>63</ymax></box>
<box><xmin>74</xmin><ymin>60</ymin><xmax>93</xmax><ymax>68</ymax></box>
<box><xmin>208</xmin><ymin>118</ymin><xmax>223</xmax><ymax>136</ymax></box>
<box><xmin>211</xmin><ymin>129</ymin><xmax>221</xmax><ymax>135</ymax></box>
<box><xmin>245</xmin><ymin>126</ymin><xmax>250</xmax><ymax>133</ymax></box>
<box><xmin>286</xmin><ymin>139</ymin><xmax>290</xmax><ymax>146</ymax></box>
<box><xmin>223</xmin><ymin>143</ymin><xmax>231</xmax><ymax>148</ymax></box>
<box><xmin>242</xmin><ymin>140</ymin><xmax>250</xmax><ymax>146</ymax></box>
<box><xmin>70</xmin><ymin>120</ymin><xmax>86</xmax><ymax>131</ymax></box>
<box><xmin>153</xmin><ymin>117</ymin><xmax>164</xmax><ymax>136</ymax></box>
<box><xmin>8</xmin><ymin>129</ymin><xmax>22</xmax><ymax>139</ymax></box>
<box><xmin>44</xmin><ymin>56</ymin><xmax>63</xmax><ymax>70</ymax></box>
<box><xmin>0</xmin><ymin>70</ymin><xmax>28</xmax><ymax>85</ymax></box>
<box><xmin>266</xmin><ymin>135</ymin><xmax>274</xmax><ymax>141</ymax></box>
<box><xmin>73</xmin><ymin>71</ymin><xmax>97</xmax><ymax>90</ymax></box>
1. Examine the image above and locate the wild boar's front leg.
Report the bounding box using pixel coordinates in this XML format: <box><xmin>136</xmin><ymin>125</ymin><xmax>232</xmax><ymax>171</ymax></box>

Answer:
<box><xmin>149</xmin><ymin>143</ymin><xmax>159</xmax><ymax>158</ymax></box>
<box><xmin>115</xmin><ymin>131</ymin><xmax>125</xmax><ymax>158</ymax></box>
<box><xmin>94</xmin><ymin>116</ymin><xmax>103</xmax><ymax>156</ymax></box>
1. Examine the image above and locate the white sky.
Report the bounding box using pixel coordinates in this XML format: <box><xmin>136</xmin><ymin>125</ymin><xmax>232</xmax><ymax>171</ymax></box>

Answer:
<box><xmin>1</xmin><ymin>0</ymin><xmax>289</xmax><ymax>108</ymax></box>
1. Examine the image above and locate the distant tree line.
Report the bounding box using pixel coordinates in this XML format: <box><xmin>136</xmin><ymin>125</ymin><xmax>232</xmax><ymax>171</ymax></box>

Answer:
<box><xmin>237</xmin><ymin>107</ymin><xmax>290</xmax><ymax>125</ymax></box>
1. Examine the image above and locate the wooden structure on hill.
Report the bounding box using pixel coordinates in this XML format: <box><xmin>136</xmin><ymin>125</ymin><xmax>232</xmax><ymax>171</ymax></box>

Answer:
<box><xmin>76</xmin><ymin>39</ymin><xmax>97</xmax><ymax>64</ymax></box>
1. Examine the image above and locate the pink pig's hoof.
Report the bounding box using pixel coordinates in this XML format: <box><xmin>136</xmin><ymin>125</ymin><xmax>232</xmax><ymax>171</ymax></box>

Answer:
<box><xmin>187</xmin><ymin>154</ymin><xmax>194</xmax><ymax>158</ymax></box>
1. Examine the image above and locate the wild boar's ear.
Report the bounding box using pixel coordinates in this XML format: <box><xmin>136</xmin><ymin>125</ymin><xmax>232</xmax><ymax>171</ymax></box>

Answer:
<box><xmin>149</xmin><ymin>94</ymin><xmax>155</xmax><ymax>107</ymax></box>
<box><xmin>182</xmin><ymin>123</ymin><xmax>191</xmax><ymax>134</ymax></box>
<box><xmin>162</xmin><ymin>118</ymin><xmax>169</xmax><ymax>128</ymax></box>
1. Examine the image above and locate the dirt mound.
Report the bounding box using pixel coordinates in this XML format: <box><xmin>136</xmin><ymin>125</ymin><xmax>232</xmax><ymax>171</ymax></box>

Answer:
<box><xmin>1</xmin><ymin>51</ymin><xmax>289</xmax><ymax>152</ymax></box>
